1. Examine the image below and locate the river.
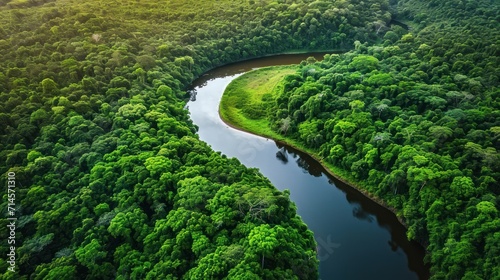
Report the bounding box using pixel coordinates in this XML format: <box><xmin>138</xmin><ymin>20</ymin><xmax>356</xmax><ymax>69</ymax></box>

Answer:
<box><xmin>187</xmin><ymin>53</ymin><xmax>429</xmax><ymax>280</ymax></box>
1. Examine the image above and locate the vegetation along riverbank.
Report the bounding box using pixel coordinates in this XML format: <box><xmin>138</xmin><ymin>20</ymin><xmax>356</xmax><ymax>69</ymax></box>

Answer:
<box><xmin>220</xmin><ymin>65</ymin><xmax>410</xmax><ymax>226</ymax></box>
<box><xmin>0</xmin><ymin>0</ymin><xmax>498</xmax><ymax>278</ymax></box>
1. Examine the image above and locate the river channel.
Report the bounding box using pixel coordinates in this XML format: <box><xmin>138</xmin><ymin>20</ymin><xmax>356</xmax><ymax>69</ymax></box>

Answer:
<box><xmin>187</xmin><ymin>53</ymin><xmax>429</xmax><ymax>280</ymax></box>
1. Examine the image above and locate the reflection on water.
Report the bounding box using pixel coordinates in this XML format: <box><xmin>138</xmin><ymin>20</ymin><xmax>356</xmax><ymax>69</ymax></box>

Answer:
<box><xmin>187</xmin><ymin>53</ymin><xmax>430</xmax><ymax>280</ymax></box>
<box><xmin>275</xmin><ymin>148</ymin><xmax>288</xmax><ymax>164</ymax></box>
<box><xmin>352</xmin><ymin>205</ymin><xmax>375</xmax><ymax>223</ymax></box>
<box><xmin>276</xmin><ymin>143</ymin><xmax>323</xmax><ymax>177</ymax></box>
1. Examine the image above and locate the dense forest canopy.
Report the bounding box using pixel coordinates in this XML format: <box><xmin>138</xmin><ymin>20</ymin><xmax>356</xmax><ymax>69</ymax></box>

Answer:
<box><xmin>0</xmin><ymin>0</ymin><xmax>400</xmax><ymax>279</ymax></box>
<box><xmin>219</xmin><ymin>0</ymin><xmax>499</xmax><ymax>279</ymax></box>
<box><xmin>1</xmin><ymin>0</ymin><xmax>498</xmax><ymax>278</ymax></box>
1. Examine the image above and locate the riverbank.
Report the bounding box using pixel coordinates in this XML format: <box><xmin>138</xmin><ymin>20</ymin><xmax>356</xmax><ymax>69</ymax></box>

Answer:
<box><xmin>219</xmin><ymin>66</ymin><xmax>410</xmax><ymax>228</ymax></box>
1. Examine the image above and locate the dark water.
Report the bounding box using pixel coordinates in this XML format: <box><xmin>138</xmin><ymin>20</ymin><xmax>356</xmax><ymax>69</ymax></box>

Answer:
<box><xmin>187</xmin><ymin>53</ymin><xmax>429</xmax><ymax>280</ymax></box>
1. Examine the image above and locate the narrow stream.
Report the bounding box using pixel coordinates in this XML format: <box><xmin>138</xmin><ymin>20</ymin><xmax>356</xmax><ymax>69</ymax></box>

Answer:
<box><xmin>187</xmin><ymin>53</ymin><xmax>429</xmax><ymax>280</ymax></box>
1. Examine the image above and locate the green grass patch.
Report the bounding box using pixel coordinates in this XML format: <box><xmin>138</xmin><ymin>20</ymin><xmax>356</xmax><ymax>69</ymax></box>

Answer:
<box><xmin>220</xmin><ymin>65</ymin><xmax>297</xmax><ymax>137</ymax></box>
<box><xmin>220</xmin><ymin>65</ymin><xmax>323</xmax><ymax>147</ymax></box>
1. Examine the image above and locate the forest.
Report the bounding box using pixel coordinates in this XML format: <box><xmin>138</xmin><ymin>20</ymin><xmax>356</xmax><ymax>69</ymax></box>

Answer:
<box><xmin>220</xmin><ymin>0</ymin><xmax>500</xmax><ymax>279</ymax></box>
<box><xmin>0</xmin><ymin>0</ymin><xmax>498</xmax><ymax>279</ymax></box>
<box><xmin>0</xmin><ymin>0</ymin><xmax>396</xmax><ymax>279</ymax></box>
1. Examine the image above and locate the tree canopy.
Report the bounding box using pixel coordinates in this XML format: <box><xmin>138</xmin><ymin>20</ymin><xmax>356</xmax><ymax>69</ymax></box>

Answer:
<box><xmin>0</xmin><ymin>0</ymin><xmax>498</xmax><ymax>279</ymax></box>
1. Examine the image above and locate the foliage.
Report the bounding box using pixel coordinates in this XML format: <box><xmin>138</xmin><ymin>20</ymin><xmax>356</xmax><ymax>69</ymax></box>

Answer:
<box><xmin>2</xmin><ymin>0</ymin><xmax>497</xmax><ymax>278</ymax></box>
<box><xmin>222</xmin><ymin>0</ymin><xmax>500</xmax><ymax>278</ymax></box>
<box><xmin>0</xmin><ymin>0</ymin><xmax>399</xmax><ymax>277</ymax></box>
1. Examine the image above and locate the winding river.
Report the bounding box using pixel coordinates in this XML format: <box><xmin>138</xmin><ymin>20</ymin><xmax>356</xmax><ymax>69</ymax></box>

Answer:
<box><xmin>187</xmin><ymin>53</ymin><xmax>429</xmax><ymax>280</ymax></box>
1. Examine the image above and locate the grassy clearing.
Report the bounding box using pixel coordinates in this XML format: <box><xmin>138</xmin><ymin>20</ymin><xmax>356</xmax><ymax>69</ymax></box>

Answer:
<box><xmin>219</xmin><ymin>65</ymin><xmax>297</xmax><ymax>139</ymax></box>
<box><xmin>220</xmin><ymin>65</ymin><xmax>325</xmax><ymax>150</ymax></box>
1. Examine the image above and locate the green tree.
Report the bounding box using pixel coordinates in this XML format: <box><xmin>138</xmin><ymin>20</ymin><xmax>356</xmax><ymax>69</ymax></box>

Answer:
<box><xmin>450</xmin><ymin>176</ymin><xmax>476</xmax><ymax>199</ymax></box>
<box><xmin>41</xmin><ymin>78</ymin><xmax>59</xmax><ymax>96</ymax></box>
<box><xmin>333</xmin><ymin>120</ymin><xmax>356</xmax><ymax>138</ymax></box>
<box><xmin>348</xmin><ymin>55</ymin><xmax>379</xmax><ymax>73</ymax></box>
<box><xmin>248</xmin><ymin>224</ymin><xmax>279</xmax><ymax>269</ymax></box>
